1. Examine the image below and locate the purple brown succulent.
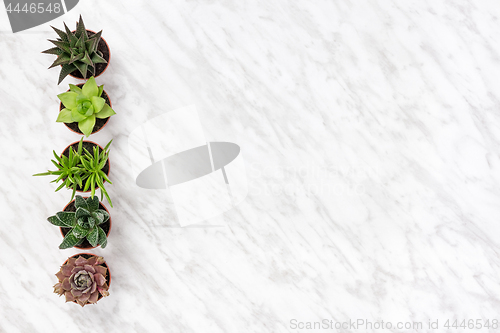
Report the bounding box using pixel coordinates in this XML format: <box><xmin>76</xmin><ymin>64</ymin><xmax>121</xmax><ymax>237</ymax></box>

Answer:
<box><xmin>54</xmin><ymin>255</ymin><xmax>109</xmax><ymax>306</ymax></box>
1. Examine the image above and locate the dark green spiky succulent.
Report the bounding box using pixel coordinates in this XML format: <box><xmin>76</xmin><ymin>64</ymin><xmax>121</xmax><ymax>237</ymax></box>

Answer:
<box><xmin>43</xmin><ymin>15</ymin><xmax>107</xmax><ymax>84</ymax></box>
<box><xmin>48</xmin><ymin>196</ymin><xmax>110</xmax><ymax>249</ymax></box>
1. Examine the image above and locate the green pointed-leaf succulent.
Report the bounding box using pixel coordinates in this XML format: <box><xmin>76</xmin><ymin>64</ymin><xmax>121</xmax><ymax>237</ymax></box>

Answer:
<box><xmin>32</xmin><ymin>139</ymin><xmax>84</xmax><ymax>202</ymax></box>
<box><xmin>80</xmin><ymin>139</ymin><xmax>114</xmax><ymax>208</ymax></box>
<box><xmin>33</xmin><ymin>138</ymin><xmax>114</xmax><ymax>208</ymax></box>
<box><xmin>47</xmin><ymin>195</ymin><xmax>110</xmax><ymax>250</ymax></box>
<box><xmin>56</xmin><ymin>76</ymin><xmax>116</xmax><ymax>137</ymax></box>
<box><xmin>43</xmin><ymin>15</ymin><xmax>107</xmax><ymax>84</ymax></box>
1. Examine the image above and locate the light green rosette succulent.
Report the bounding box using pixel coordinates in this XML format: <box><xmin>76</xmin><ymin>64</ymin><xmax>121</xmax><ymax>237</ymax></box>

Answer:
<box><xmin>56</xmin><ymin>76</ymin><xmax>116</xmax><ymax>137</ymax></box>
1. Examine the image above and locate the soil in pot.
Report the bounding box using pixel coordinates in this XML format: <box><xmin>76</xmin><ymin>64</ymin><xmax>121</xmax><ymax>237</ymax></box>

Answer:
<box><xmin>60</xmin><ymin>199</ymin><xmax>111</xmax><ymax>249</ymax></box>
<box><xmin>69</xmin><ymin>30</ymin><xmax>110</xmax><ymax>79</ymax></box>
<box><xmin>64</xmin><ymin>253</ymin><xmax>111</xmax><ymax>304</ymax></box>
<box><xmin>59</xmin><ymin>83</ymin><xmax>112</xmax><ymax>135</ymax></box>
<box><xmin>61</xmin><ymin>140</ymin><xmax>110</xmax><ymax>192</ymax></box>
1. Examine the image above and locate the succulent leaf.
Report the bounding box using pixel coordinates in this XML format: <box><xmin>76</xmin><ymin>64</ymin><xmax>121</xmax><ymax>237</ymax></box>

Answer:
<box><xmin>64</xmin><ymin>22</ymin><xmax>78</xmax><ymax>47</ymax></box>
<box><xmin>74</xmin><ymin>195</ymin><xmax>88</xmax><ymax>210</ymax></box>
<box><xmin>85</xmin><ymin>38</ymin><xmax>97</xmax><ymax>54</ymax></box>
<box><xmin>58</xmin><ymin>64</ymin><xmax>77</xmax><ymax>85</ymax></box>
<box><xmin>87</xmin><ymin>196</ymin><xmax>99</xmax><ymax>211</ymax></box>
<box><xmin>75</xmin><ymin>33</ymin><xmax>85</xmax><ymax>50</ymax></box>
<box><xmin>65</xmin><ymin>291</ymin><xmax>76</xmax><ymax>302</ymax></box>
<box><xmin>95</xmin><ymin>103</ymin><xmax>116</xmax><ymax>119</ymax></box>
<box><xmin>88</xmin><ymin>217</ymin><xmax>96</xmax><ymax>229</ymax></box>
<box><xmin>57</xmin><ymin>91</ymin><xmax>78</xmax><ymax>109</ymax></box>
<box><xmin>87</xmin><ymin>228</ymin><xmax>99</xmax><ymax>247</ymax></box>
<box><xmin>49</xmin><ymin>39</ymin><xmax>71</xmax><ymax>53</ymax></box>
<box><xmin>83</xmin><ymin>174</ymin><xmax>92</xmax><ymax>192</ymax></box>
<box><xmin>74</xmin><ymin>61</ymin><xmax>88</xmax><ymax>78</ymax></box>
<box><xmin>59</xmin><ymin>230</ymin><xmax>81</xmax><ymax>249</ymax></box>
<box><xmin>42</xmin><ymin>47</ymin><xmax>64</xmax><ymax>55</ymax></box>
<box><xmin>97</xmin><ymin>209</ymin><xmax>110</xmax><ymax>223</ymax></box>
<box><xmin>77</xmin><ymin>217</ymin><xmax>88</xmax><ymax>228</ymax></box>
<box><xmin>72</xmin><ymin>225</ymin><xmax>90</xmax><ymax>239</ymax></box>
<box><xmin>97</xmin><ymin>227</ymin><xmax>107</xmax><ymax>248</ymax></box>
<box><xmin>48</xmin><ymin>53</ymin><xmax>71</xmax><ymax>68</ymax></box>
<box><xmin>48</xmin><ymin>214</ymin><xmax>74</xmax><ymax>227</ymax></box>
<box><xmin>71</xmin><ymin>107</ymin><xmax>88</xmax><ymax>122</ymax></box>
<box><xmin>90</xmin><ymin>96</ymin><xmax>105</xmax><ymax>112</ymax></box>
<box><xmin>82</xmin><ymin>76</ymin><xmax>98</xmax><ymax>97</ymax></box>
<box><xmin>61</xmin><ymin>278</ymin><xmax>71</xmax><ymax>290</ymax></box>
<box><xmin>75</xmin><ymin>207</ymin><xmax>91</xmax><ymax>220</ymax></box>
<box><xmin>78</xmin><ymin>114</ymin><xmax>96</xmax><ymax>137</ymax></box>
<box><xmin>92</xmin><ymin>212</ymin><xmax>104</xmax><ymax>225</ymax></box>
<box><xmin>69</xmin><ymin>84</ymin><xmax>82</xmax><ymax>93</ymax></box>
<box><xmin>55</xmin><ymin>211</ymin><xmax>76</xmax><ymax>227</ymax></box>
<box><xmin>75</xmin><ymin>15</ymin><xmax>87</xmax><ymax>40</ymax></box>
<box><xmin>51</xmin><ymin>25</ymin><xmax>69</xmax><ymax>43</ymax></box>
<box><xmin>56</xmin><ymin>109</ymin><xmax>73</xmax><ymax>123</ymax></box>
<box><xmin>81</xmin><ymin>52</ymin><xmax>94</xmax><ymax>67</ymax></box>
<box><xmin>91</xmin><ymin>52</ymin><xmax>107</xmax><ymax>64</ymax></box>
<box><xmin>68</xmin><ymin>53</ymin><xmax>84</xmax><ymax>65</ymax></box>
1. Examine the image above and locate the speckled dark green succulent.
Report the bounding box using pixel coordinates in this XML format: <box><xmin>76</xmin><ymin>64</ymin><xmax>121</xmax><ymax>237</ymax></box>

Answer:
<box><xmin>47</xmin><ymin>195</ymin><xmax>110</xmax><ymax>249</ymax></box>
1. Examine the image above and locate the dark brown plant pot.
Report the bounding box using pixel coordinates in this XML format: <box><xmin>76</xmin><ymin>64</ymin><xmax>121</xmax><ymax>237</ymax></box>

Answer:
<box><xmin>60</xmin><ymin>140</ymin><xmax>111</xmax><ymax>193</ymax></box>
<box><xmin>68</xmin><ymin>29</ymin><xmax>110</xmax><ymax>79</ymax></box>
<box><xmin>63</xmin><ymin>253</ymin><xmax>111</xmax><ymax>304</ymax></box>
<box><xmin>59</xmin><ymin>83</ymin><xmax>112</xmax><ymax>135</ymax></box>
<box><xmin>60</xmin><ymin>198</ymin><xmax>112</xmax><ymax>249</ymax></box>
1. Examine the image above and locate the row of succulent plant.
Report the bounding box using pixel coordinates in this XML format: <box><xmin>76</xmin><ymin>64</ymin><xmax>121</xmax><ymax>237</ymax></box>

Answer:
<box><xmin>38</xmin><ymin>15</ymin><xmax>114</xmax><ymax>307</ymax></box>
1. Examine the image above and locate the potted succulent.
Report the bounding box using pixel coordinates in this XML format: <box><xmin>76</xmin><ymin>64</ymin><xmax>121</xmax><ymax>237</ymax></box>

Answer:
<box><xmin>43</xmin><ymin>16</ymin><xmax>110</xmax><ymax>84</ymax></box>
<box><xmin>48</xmin><ymin>196</ymin><xmax>111</xmax><ymax>249</ymax></box>
<box><xmin>57</xmin><ymin>77</ymin><xmax>116</xmax><ymax>136</ymax></box>
<box><xmin>33</xmin><ymin>138</ymin><xmax>114</xmax><ymax>207</ymax></box>
<box><xmin>54</xmin><ymin>254</ymin><xmax>110</xmax><ymax>306</ymax></box>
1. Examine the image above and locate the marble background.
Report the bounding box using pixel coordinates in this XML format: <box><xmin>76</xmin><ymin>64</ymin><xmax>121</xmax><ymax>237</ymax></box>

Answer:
<box><xmin>1</xmin><ymin>0</ymin><xmax>500</xmax><ymax>332</ymax></box>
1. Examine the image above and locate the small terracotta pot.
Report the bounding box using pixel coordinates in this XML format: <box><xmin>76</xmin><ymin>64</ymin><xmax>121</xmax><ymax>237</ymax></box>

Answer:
<box><xmin>60</xmin><ymin>140</ymin><xmax>111</xmax><ymax>193</ymax></box>
<box><xmin>68</xmin><ymin>30</ymin><xmax>110</xmax><ymax>79</ymax></box>
<box><xmin>59</xmin><ymin>83</ymin><xmax>112</xmax><ymax>136</ymax></box>
<box><xmin>63</xmin><ymin>253</ymin><xmax>111</xmax><ymax>304</ymax></box>
<box><xmin>60</xmin><ymin>198</ymin><xmax>112</xmax><ymax>249</ymax></box>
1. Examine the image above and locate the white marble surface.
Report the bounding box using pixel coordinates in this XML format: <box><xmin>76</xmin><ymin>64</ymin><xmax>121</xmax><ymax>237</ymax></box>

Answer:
<box><xmin>1</xmin><ymin>0</ymin><xmax>500</xmax><ymax>332</ymax></box>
